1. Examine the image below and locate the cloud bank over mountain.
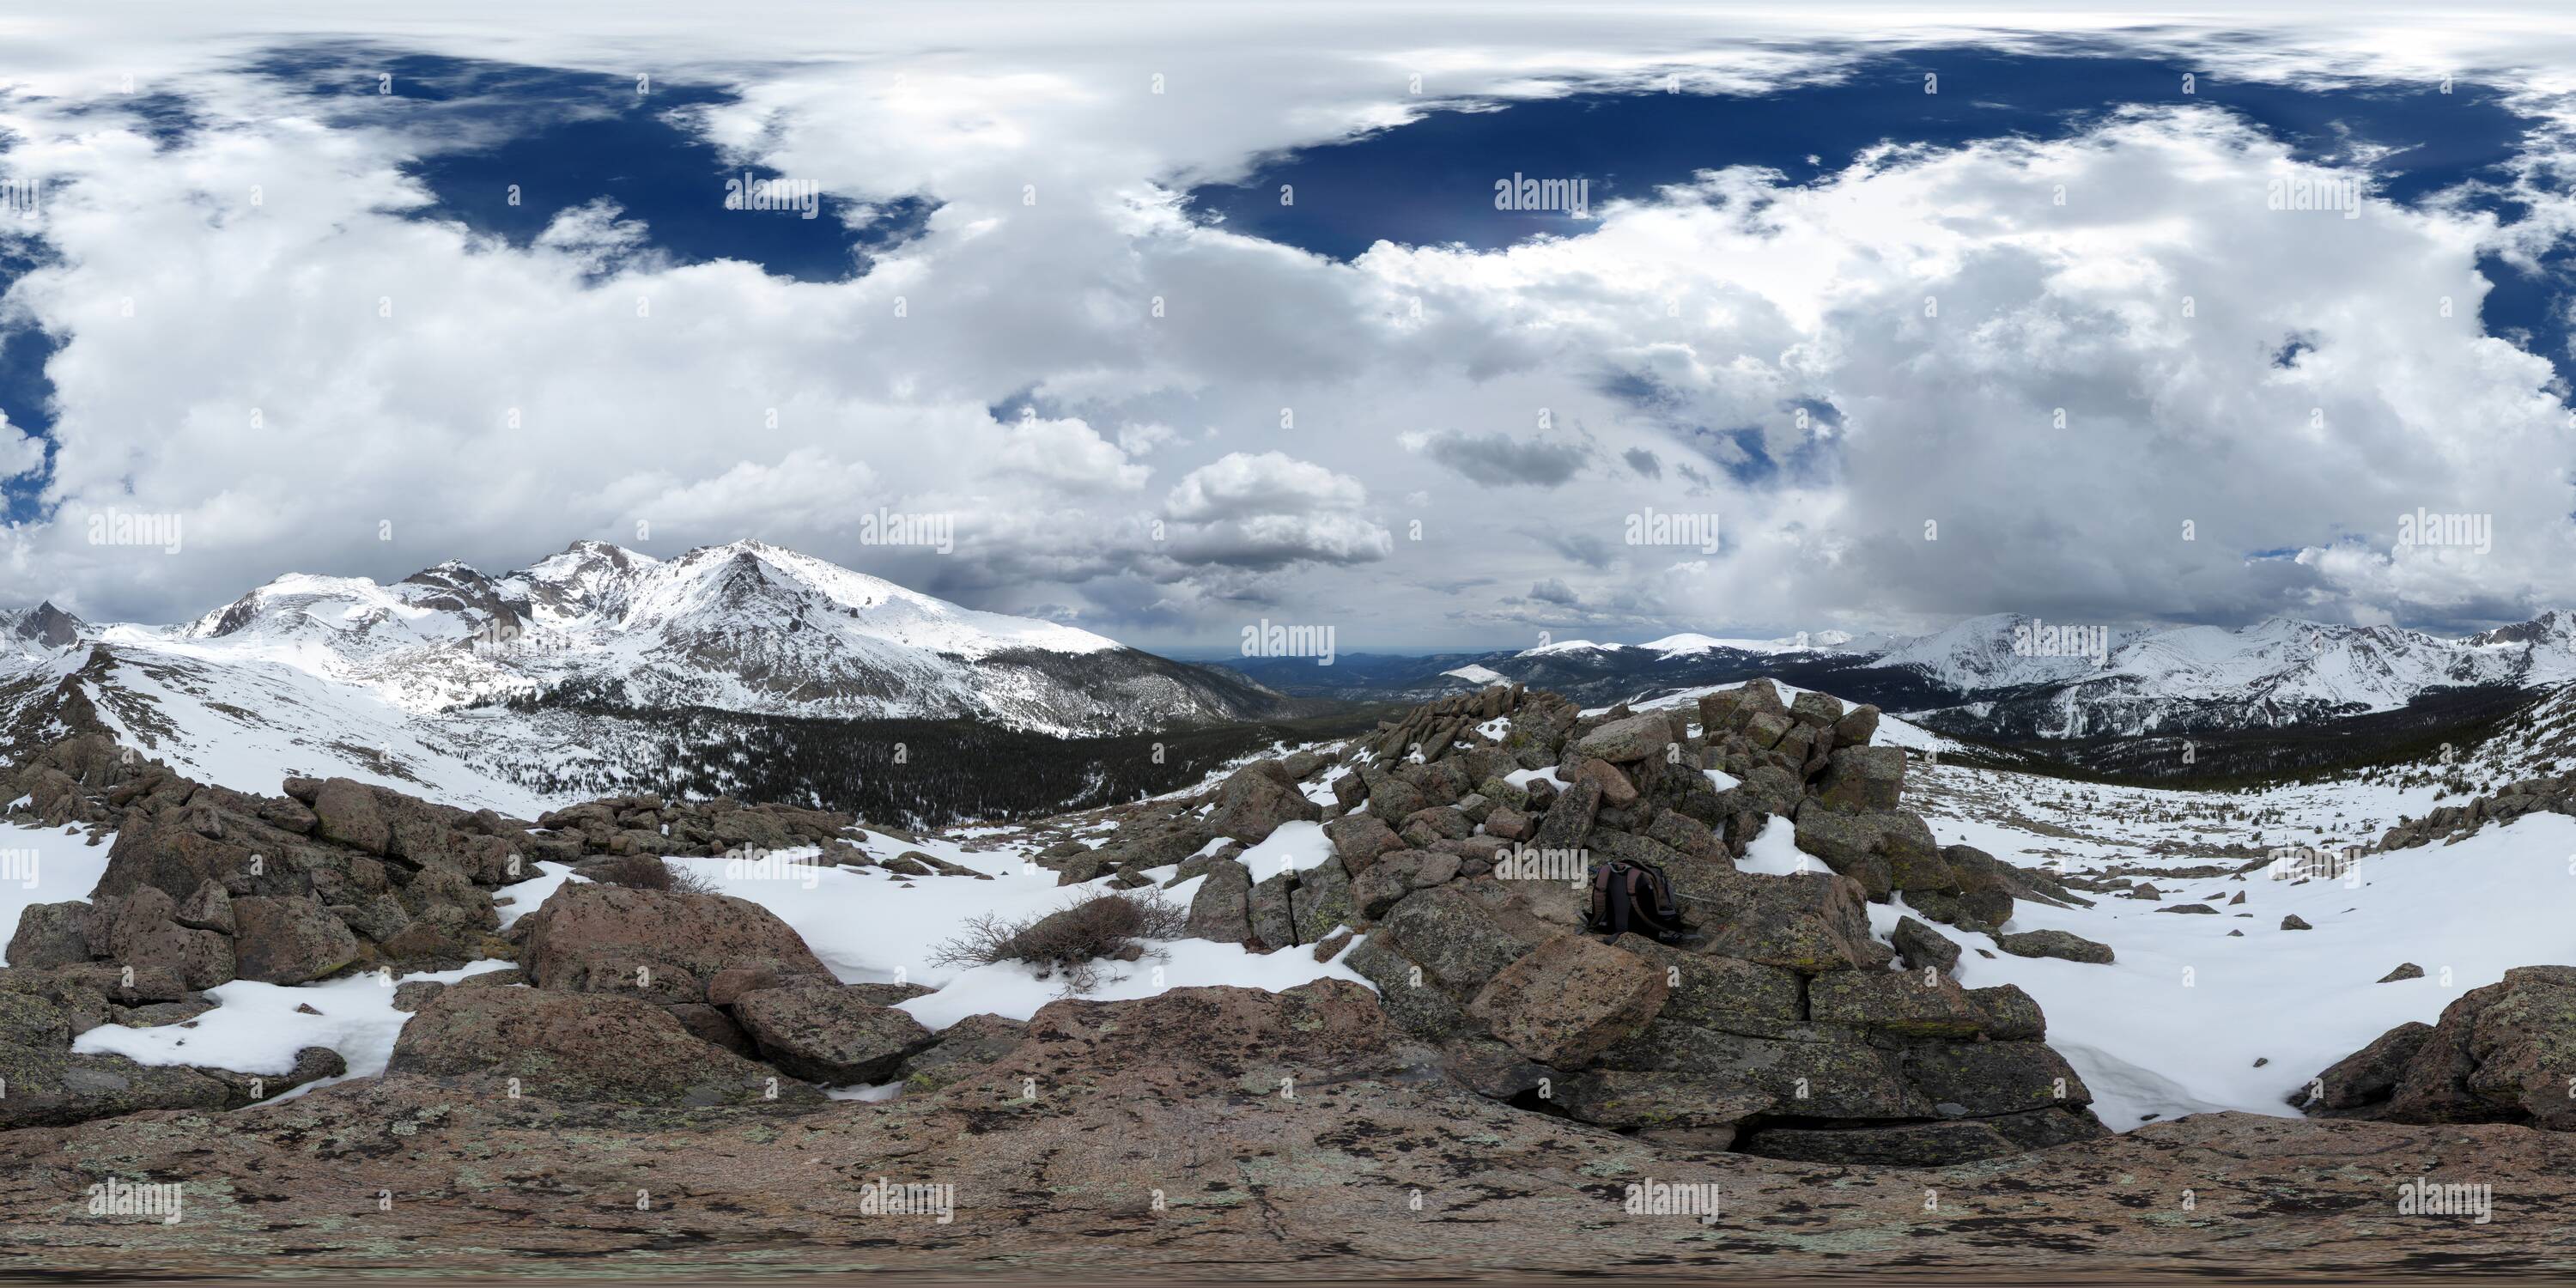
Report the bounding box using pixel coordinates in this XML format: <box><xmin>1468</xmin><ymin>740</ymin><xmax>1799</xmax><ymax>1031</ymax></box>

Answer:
<box><xmin>3</xmin><ymin>3</ymin><xmax>2576</xmax><ymax>649</ymax></box>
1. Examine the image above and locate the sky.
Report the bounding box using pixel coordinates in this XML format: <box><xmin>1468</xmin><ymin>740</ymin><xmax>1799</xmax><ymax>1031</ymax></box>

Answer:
<box><xmin>5</xmin><ymin>2</ymin><xmax>2576</xmax><ymax>652</ymax></box>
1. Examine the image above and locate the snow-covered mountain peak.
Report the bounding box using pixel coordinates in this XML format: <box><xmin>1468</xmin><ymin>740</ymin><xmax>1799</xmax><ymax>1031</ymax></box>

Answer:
<box><xmin>0</xmin><ymin>601</ymin><xmax>85</xmax><ymax>651</ymax></box>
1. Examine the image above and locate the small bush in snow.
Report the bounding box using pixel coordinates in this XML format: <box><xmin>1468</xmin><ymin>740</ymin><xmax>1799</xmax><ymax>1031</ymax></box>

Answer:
<box><xmin>587</xmin><ymin>854</ymin><xmax>720</xmax><ymax>896</ymax></box>
<box><xmin>931</xmin><ymin>890</ymin><xmax>1188</xmax><ymax>995</ymax></box>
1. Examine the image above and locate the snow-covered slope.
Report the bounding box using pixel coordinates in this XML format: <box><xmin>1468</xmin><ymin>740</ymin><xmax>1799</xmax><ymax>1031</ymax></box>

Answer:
<box><xmin>1894</xmin><ymin>753</ymin><xmax>2571</xmax><ymax>1131</ymax></box>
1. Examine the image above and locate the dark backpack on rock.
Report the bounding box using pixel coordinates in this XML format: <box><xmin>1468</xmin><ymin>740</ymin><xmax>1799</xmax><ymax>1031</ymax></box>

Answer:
<box><xmin>1588</xmin><ymin>859</ymin><xmax>1688</xmax><ymax>941</ymax></box>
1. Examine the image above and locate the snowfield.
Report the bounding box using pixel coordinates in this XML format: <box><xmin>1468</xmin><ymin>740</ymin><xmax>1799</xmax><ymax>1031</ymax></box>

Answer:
<box><xmin>0</xmin><ymin>819</ymin><xmax>113</xmax><ymax>952</ymax></box>
<box><xmin>73</xmin><ymin>960</ymin><xmax>519</xmax><ymax>1094</ymax></box>
<box><xmin>1889</xmin><ymin>806</ymin><xmax>2576</xmax><ymax>1128</ymax></box>
<box><xmin>647</xmin><ymin>825</ymin><xmax>1366</xmax><ymax>1034</ymax></box>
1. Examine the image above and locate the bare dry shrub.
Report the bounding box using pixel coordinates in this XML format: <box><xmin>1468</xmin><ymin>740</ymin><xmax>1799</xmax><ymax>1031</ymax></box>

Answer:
<box><xmin>931</xmin><ymin>889</ymin><xmax>1188</xmax><ymax>995</ymax></box>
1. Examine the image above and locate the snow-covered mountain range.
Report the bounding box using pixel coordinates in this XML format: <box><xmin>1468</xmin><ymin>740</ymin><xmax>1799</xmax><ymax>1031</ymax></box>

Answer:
<box><xmin>1227</xmin><ymin>611</ymin><xmax>2576</xmax><ymax>756</ymax></box>
<box><xmin>1865</xmin><ymin>612</ymin><xmax>2576</xmax><ymax>739</ymax></box>
<box><xmin>0</xmin><ymin>539</ymin><xmax>1290</xmax><ymax>812</ymax></box>
<box><xmin>17</xmin><ymin>543</ymin><xmax>2576</xmax><ymax>813</ymax></box>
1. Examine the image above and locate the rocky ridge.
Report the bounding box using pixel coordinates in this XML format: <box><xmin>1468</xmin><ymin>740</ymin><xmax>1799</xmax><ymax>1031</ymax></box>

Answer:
<box><xmin>1046</xmin><ymin>679</ymin><xmax>2120</xmax><ymax>1165</ymax></box>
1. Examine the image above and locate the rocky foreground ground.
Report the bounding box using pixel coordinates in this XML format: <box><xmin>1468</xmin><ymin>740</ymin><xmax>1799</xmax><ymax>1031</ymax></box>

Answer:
<box><xmin>2</xmin><ymin>981</ymin><xmax>2572</xmax><ymax>1278</ymax></box>
<box><xmin>0</xmin><ymin>684</ymin><xmax>2571</xmax><ymax>1279</ymax></box>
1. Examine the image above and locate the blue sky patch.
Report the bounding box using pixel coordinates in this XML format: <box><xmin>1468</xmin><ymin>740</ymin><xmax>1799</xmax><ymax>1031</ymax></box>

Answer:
<box><xmin>1188</xmin><ymin>43</ymin><xmax>2570</xmax><ymax>391</ymax></box>
<box><xmin>250</xmin><ymin>46</ymin><xmax>935</xmax><ymax>283</ymax></box>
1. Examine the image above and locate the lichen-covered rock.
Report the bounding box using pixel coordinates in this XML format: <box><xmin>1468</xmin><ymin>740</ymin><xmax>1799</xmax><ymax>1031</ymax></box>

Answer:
<box><xmin>1351</xmin><ymin>848</ymin><xmax>1461</xmax><ymax>920</ymax></box>
<box><xmin>1809</xmin><ymin>969</ymin><xmax>1993</xmax><ymax>1039</ymax></box>
<box><xmin>1967</xmin><ymin>984</ymin><xmax>2048</xmax><ymax>1042</ymax></box>
<box><xmin>1936</xmin><ymin>844</ymin><xmax>2019</xmax><ymax>927</ymax></box>
<box><xmin>1205</xmin><ymin>763</ymin><xmax>1321</xmax><ymax>845</ymax></box>
<box><xmin>1528</xmin><ymin>779</ymin><xmax>1602</xmax><ymax>852</ymax></box>
<box><xmin>1574</xmin><ymin>714</ymin><xmax>1674</xmax><ymax>764</ymax></box>
<box><xmin>1814</xmin><ymin>745</ymin><xmax>1906</xmax><ymax>814</ymax></box>
<box><xmin>1997</xmin><ymin>928</ymin><xmax>2115</xmax><ymax>965</ymax></box>
<box><xmin>2298</xmin><ymin>1021</ymin><xmax>2433</xmax><ymax>1112</ymax></box>
<box><xmin>1740</xmin><ymin>1106</ymin><xmax>2105</xmax><ymax>1165</ymax></box>
<box><xmin>1343</xmin><ymin>935</ymin><xmax>1479</xmax><ymax>1042</ymax></box>
<box><xmin>1556</xmin><ymin>1068</ymin><xmax>1771</xmax><ymax>1145</ymax></box>
<box><xmin>388</xmin><ymin>984</ymin><xmax>818</xmax><ymax>1105</ymax></box>
<box><xmin>1466</xmin><ymin>937</ymin><xmax>1668</xmax><ymax>1068</ymax></box>
<box><xmin>1601</xmin><ymin>1019</ymin><xmax>1923</xmax><ymax>1120</ymax></box>
<box><xmin>1833</xmin><ymin>703</ymin><xmax>1881</xmax><ymax>748</ymax></box>
<box><xmin>730</xmin><ymin>981</ymin><xmax>938</xmax><ymax>1084</ymax></box>
<box><xmin>1288</xmin><ymin>862</ymin><xmax>1355</xmax><ymax>944</ymax></box>
<box><xmin>1604</xmin><ymin>934</ymin><xmax>1801</xmax><ymax>1030</ymax></box>
<box><xmin>518</xmin><ymin>883</ymin><xmax>829</xmax><ymax>1005</ymax></box>
<box><xmin>1182</xmin><ymin>859</ymin><xmax>1254</xmax><ymax>944</ymax></box>
<box><xmin>1382</xmin><ymin>886</ymin><xmax>1544</xmax><ymax>992</ymax></box>
<box><xmin>2319</xmin><ymin>966</ymin><xmax>2576</xmax><ymax>1130</ymax></box>
<box><xmin>1322</xmin><ymin>813</ymin><xmax>1402</xmax><ymax>875</ymax></box>
<box><xmin>895</xmin><ymin>1012</ymin><xmax>1029</xmax><ymax>1094</ymax></box>
<box><xmin>1899</xmin><ymin>1039</ymin><xmax>2093</xmax><ymax>1118</ymax></box>
<box><xmin>6</xmin><ymin>902</ymin><xmax>93</xmax><ymax>970</ymax></box>
<box><xmin>1691</xmin><ymin>871</ymin><xmax>1893</xmax><ymax>975</ymax></box>
<box><xmin>310</xmin><ymin>778</ymin><xmax>393</xmax><ymax>855</ymax></box>
<box><xmin>1891</xmin><ymin>916</ymin><xmax>1961</xmax><ymax>975</ymax></box>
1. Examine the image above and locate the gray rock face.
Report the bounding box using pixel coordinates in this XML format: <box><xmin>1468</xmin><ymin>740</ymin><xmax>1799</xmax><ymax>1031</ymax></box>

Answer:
<box><xmin>1344</xmin><ymin>935</ymin><xmax>1479</xmax><ymax>1042</ymax></box>
<box><xmin>1789</xmin><ymin>690</ymin><xmax>1845</xmax><ymax>729</ymax></box>
<box><xmin>1557</xmin><ymin>1069</ymin><xmax>1771</xmax><ymax>1144</ymax></box>
<box><xmin>108</xmin><ymin>889</ymin><xmax>237</xmax><ymax>989</ymax></box>
<box><xmin>1528</xmin><ymin>779</ymin><xmax>1601</xmax><ymax>852</ymax></box>
<box><xmin>1366</xmin><ymin>778</ymin><xmax>1429</xmax><ymax>826</ymax></box>
<box><xmin>1899</xmin><ymin>1040</ymin><xmax>2093</xmax><ymax>1117</ymax></box>
<box><xmin>1289</xmin><ymin>862</ymin><xmax>1355</xmax><ymax>945</ymax></box>
<box><xmin>309</xmin><ymin>778</ymin><xmax>395</xmax><ymax>855</ymax></box>
<box><xmin>1322</xmin><ymin>813</ymin><xmax>1402</xmax><ymax>875</ymax></box>
<box><xmin>1692</xmin><ymin>871</ymin><xmax>1893</xmax><ymax>975</ymax></box>
<box><xmin>2300</xmin><ymin>1021</ymin><xmax>2433</xmax><ymax>1111</ymax></box>
<box><xmin>1382</xmin><ymin>886</ymin><xmax>1541</xmax><ymax>991</ymax></box>
<box><xmin>1968</xmin><ymin>984</ymin><xmax>2047</xmax><ymax>1042</ymax></box>
<box><xmin>730</xmin><ymin>981</ymin><xmax>938</xmax><ymax>1084</ymax></box>
<box><xmin>1833</xmin><ymin>703</ymin><xmax>1882</xmax><ymax>748</ymax></box>
<box><xmin>1574</xmin><ymin>714</ymin><xmax>1674</xmax><ymax>764</ymax></box>
<box><xmin>1605</xmin><ymin>933</ymin><xmax>1801</xmax><ymax>1030</ymax></box>
<box><xmin>1997</xmin><ymin>929</ymin><xmax>2115</xmax><ymax>965</ymax></box>
<box><xmin>1352</xmin><ymin>849</ymin><xmax>1462</xmax><ymax>920</ymax></box>
<box><xmin>1400</xmin><ymin>806</ymin><xmax>1474</xmax><ymax>848</ymax></box>
<box><xmin>1741</xmin><ymin>1106</ymin><xmax>2106</xmax><ymax>1165</ymax></box>
<box><xmin>1935</xmin><ymin>844</ymin><xmax>2020</xmax><ymax>927</ymax></box>
<box><xmin>1809</xmin><ymin>970</ymin><xmax>1996</xmax><ymax>1039</ymax></box>
<box><xmin>1814</xmin><ymin>745</ymin><xmax>1905</xmax><ymax>814</ymax></box>
<box><xmin>1790</xmin><ymin>808</ymin><xmax>1893</xmax><ymax>897</ymax></box>
<box><xmin>7</xmin><ymin>902</ymin><xmax>93</xmax><ymax>970</ymax></box>
<box><xmin>1182</xmin><ymin>859</ymin><xmax>1255</xmax><ymax>944</ymax></box>
<box><xmin>1247</xmin><ymin>870</ymin><xmax>1297</xmax><ymax>949</ymax></box>
<box><xmin>1892</xmin><ymin>916</ymin><xmax>1961</xmax><ymax>975</ymax></box>
<box><xmin>895</xmin><ymin>1012</ymin><xmax>1029</xmax><ymax>1094</ymax></box>
<box><xmin>174</xmin><ymin>879</ymin><xmax>236</xmax><ymax>934</ymax></box>
<box><xmin>1601</xmin><ymin>1019</ymin><xmax>1923</xmax><ymax>1120</ymax></box>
